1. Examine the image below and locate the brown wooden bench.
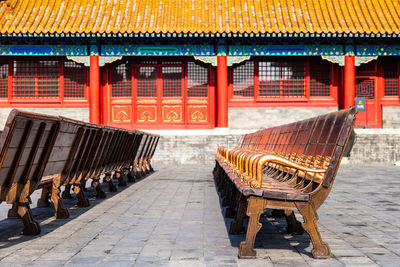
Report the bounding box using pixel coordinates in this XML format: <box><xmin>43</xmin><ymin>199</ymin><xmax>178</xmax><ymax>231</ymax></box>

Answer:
<box><xmin>0</xmin><ymin>109</ymin><xmax>159</xmax><ymax>235</ymax></box>
<box><xmin>213</xmin><ymin>107</ymin><xmax>357</xmax><ymax>259</ymax></box>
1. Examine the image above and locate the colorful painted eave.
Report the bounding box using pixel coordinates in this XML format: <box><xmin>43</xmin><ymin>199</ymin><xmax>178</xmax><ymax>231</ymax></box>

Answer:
<box><xmin>1</xmin><ymin>0</ymin><xmax>400</xmax><ymax>37</ymax></box>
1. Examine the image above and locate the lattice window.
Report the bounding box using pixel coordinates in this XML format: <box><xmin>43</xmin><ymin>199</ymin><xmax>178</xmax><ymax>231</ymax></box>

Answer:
<box><xmin>282</xmin><ymin>61</ymin><xmax>305</xmax><ymax>97</ymax></box>
<box><xmin>383</xmin><ymin>60</ymin><xmax>399</xmax><ymax>96</ymax></box>
<box><xmin>356</xmin><ymin>78</ymin><xmax>375</xmax><ymax>99</ymax></box>
<box><xmin>259</xmin><ymin>61</ymin><xmax>305</xmax><ymax>97</ymax></box>
<box><xmin>310</xmin><ymin>59</ymin><xmax>330</xmax><ymax>97</ymax></box>
<box><xmin>259</xmin><ymin>61</ymin><xmax>279</xmax><ymax>97</ymax></box>
<box><xmin>14</xmin><ymin>60</ymin><xmax>37</xmax><ymax>98</ymax></box>
<box><xmin>64</xmin><ymin>60</ymin><xmax>85</xmax><ymax>98</ymax></box>
<box><xmin>162</xmin><ymin>67</ymin><xmax>182</xmax><ymax>97</ymax></box>
<box><xmin>233</xmin><ymin>61</ymin><xmax>254</xmax><ymax>97</ymax></box>
<box><xmin>162</xmin><ymin>61</ymin><xmax>183</xmax><ymax>65</ymax></box>
<box><xmin>137</xmin><ymin>66</ymin><xmax>157</xmax><ymax>97</ymax></box>
<box><xmin>259</xmin><ymin>60</ymin><xmax>305</xmax><ymax>97</ymax></box>
<box><xmin>13</xmin><ymin>60</ymin><xmax>59</xmax><ymax>98</ymax></box>
<box><xmin>0</xmin><ymin>59</ymin><xmax>7</xmax><ymax>98</ymax></box>
<box><xmin>37</xmin><ymin>61</ymin><xmax>59</xmax><ymax>97</ymax></box>
<box><xmin>111</xmin><ymin>60</ymin><xmax>132</xmax><ymax>97</ymax></box>
<box><xmin>188</xmin><ymin>61</ymin><xmax>208</xmax><ymax>97</ymax></box>
<box><xmin>138</xmin><ymin>60</ymin><xmax>158</xmax><ymax>65</ymax></box>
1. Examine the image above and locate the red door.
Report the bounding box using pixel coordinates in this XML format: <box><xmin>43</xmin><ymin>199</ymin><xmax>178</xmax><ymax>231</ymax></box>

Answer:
<box><xmin>354</xmin><ymin>77</ymin><xmax>381</xmax><ymax>128</ymax></box>
<box><xmin>135</xmin><ymin>64</ymin><xmax>185</xmax><ymax>127</ymax></box>
<box><xmin>105</xmin><ymin>58</ymin><xmax>215</xmax><ymax>129</ymax></box>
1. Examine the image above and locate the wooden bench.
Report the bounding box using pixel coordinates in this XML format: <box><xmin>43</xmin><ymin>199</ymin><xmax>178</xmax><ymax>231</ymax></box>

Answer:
<box><xmin>213</xmin><ymin>107</ymin><xmax>357</xmax><ymax>259</ymax></box>
<box><xmin>0</xmin><ymin>109</ymin><xmax>159</xmax><ymax>235</ymax></box>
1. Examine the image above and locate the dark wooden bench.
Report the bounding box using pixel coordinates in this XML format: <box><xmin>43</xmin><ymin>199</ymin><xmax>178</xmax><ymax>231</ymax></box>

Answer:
<box><xmin>0</xmin><ymin>109</ymin><xmax>159</xmax><ymax>235</ymax></box>
<box><xmin>213</xmin><ymin>107</ymin><xmax>357</xmax><ymax>259</ymax></box>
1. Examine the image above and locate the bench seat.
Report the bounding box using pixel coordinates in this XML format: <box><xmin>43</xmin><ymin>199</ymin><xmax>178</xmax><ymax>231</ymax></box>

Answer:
<box><xmin>216</xmin><ymin>157</ymin><xmax>310</xmax><ymax>201</ymax></box>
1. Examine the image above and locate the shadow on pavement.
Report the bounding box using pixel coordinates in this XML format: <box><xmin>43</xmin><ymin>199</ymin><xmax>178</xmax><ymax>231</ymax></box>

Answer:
<box><xmin>0</xmin><ymin>173</ymin><xmax>154</xmax><ymax>251</ymax></box>
<box><xmin>213</xmin><ymin>181</ymin><xmax>313</xmax><ymax>259</ymax></box>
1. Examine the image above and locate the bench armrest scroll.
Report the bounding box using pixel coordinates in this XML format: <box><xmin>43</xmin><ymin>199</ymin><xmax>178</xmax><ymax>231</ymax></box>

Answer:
<box><xmin>255</xmin><ymin>155</ymin><xmax>327</xmax><ymax>188</ymax></box>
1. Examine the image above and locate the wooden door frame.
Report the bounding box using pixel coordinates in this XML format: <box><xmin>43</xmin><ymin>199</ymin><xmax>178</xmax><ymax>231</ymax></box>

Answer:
<box><xmin>104</xmin><ymin>57</ymin><xmax>216</xmax><ymax>129</ymax></box>
<box><xmin>355</xmin><ymin>75</ymin><xmax>382</xmax><ymax>128</ymax></box>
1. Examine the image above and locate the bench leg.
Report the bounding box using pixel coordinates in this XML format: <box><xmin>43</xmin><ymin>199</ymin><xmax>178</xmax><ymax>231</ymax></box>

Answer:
<box><xmin>7</xmin><ymin>202</ymin><xmax>20</xmax><ymax>219</ymax></box>
<box><xmin>105</xmin><ymin>173</ymin><xmax>118</xmax><ymax>192</ymax></box>
<box><xmin>62</xmin><ymin>184</ymin><xmax>73</xmax><ymax>199</ymax></box>
<box><xmin>238</xmin><ymin>197</ymin><xmax>267</xmax><ymax>258</ymax></box>
<box><xmin>81</xmin><ymin>178</ymin><xmax>87</xmax><ymax>192</ymax></box>
<box><xmin>222</xmin><ymin>180</ymin><xmax>232</xmax><ymax>206</ymax></box>
<box><xmin>284</xmin><ymin>210</ymin><xmax>304</xmax><ymax>235</ymax></box>
<box><xmin>37</xmin><ymin>186</ymin><xmax>51</xmax><ymax>207</ymax></box>
<box><xmin>114</xmin><ymin>170</ymin><xmax>127</xmax><ymax>187</ymax></box>
<box><xmin>225</xmin><ymin>184</ymin><xmax>237</xmax><ymax>218</ymax></box>
<box><xmin>296</xmin><ymin>203</ymin><xmax>331</xmax><ymax>259</ymax></box>
<box><xmin>92</xmin><ymin>175</ymin><xmax>106</xmax><ymax>198</ymax></box>
<box><xmin>73</xmin><ymin>183</ymin><xmax>90</xmax><ymax>207</ymax></box>
<box><xmin>18</xmin><ymin>201</ymin><xmax>41</xmax><ymax>235</ymax></box>
<box><xmin>216</xmin><ymin>170</ymin><xmax>224</xmax><ymax>192</ymax></box>
<box><xmin>140</xmin><ymin>159</ymin><xmax>147</xmax><ymax>175</ymax></box>
<box><xmin>50</xmin><ymin>175</ymin><xmax>69</xmax><ymax>219</ymax></box>
<box><xmin>143</xmin><ymin>159</ymin><xmax>150</xmax><ymax>175</ymax></box>
<box><xmin>148</xmin><ymin>160</ymin><xmax>154</xmax><ymax>173</ymax></box>
<box><xmin>229</xmin><ymin>194</ymin><xmax>247</xmax><ymax>234</ymax></box>
<box><xmin>127</xmin><ymin>168</ymin><xmax>135</xmax><ymax>183</ymax></box>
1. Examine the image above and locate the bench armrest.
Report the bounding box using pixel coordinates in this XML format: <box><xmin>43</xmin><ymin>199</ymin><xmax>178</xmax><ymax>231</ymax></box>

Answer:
<box><xmin>254</xmin><ymin>155</ymin><xmax>327</xmax><ymax>188</ymax></box>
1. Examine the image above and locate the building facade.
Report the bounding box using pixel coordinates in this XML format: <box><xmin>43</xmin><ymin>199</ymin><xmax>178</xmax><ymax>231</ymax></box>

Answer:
<box><xmin>1</xmin><ymin>0</ymin><xmax>400</xmax><ymax>129</ymax></box>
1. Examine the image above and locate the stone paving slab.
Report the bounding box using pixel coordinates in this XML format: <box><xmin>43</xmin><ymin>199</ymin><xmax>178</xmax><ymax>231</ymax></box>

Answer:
<box><xmin>0</xmin><ymin>164</ymin><xmax>399</xmax><ymax>266</ymax></box>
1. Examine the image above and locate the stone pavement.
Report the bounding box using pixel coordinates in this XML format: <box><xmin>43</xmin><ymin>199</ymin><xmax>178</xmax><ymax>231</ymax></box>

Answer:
<box><xmin>0</xmin><ymin>164</ymin><xmax>399</xmax><ymax>267</ymax></box>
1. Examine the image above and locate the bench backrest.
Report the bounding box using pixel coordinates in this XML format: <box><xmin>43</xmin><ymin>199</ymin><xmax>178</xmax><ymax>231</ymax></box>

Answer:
<box><xmin>0</xmin><ymin>109</ymin><xmax>160</xmax><ymax>205</ymax></box>
<box><xmin>237</xmin><ymin>107</ymin><xmax>357</xmax><ymax>188</ymax></box>
<box><xmin>0</xmin><ymin>110</ymin><xmax>60</xmax><ymax>203</ymax></box>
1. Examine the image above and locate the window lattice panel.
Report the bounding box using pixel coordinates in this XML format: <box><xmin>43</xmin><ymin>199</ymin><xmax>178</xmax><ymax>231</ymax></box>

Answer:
<box><xmin>310</xmin><ymin>59</ymin><xmax>330</xmax><ymax>97</ymax></box>
<box><xmin>356</xmin><ymin>78</ymin><xmax>375</xmax><ymax>99</ymax></box>
<box><xmin>233</xmin><ymin>61</ymin><xmax>254</xmax><ymax>97</ymax></box>
<box><xmin>37</xmin><ymin>61</ymin><xmax>59</xmax><ymax>97</ymax></box>
<box><xmin>383</xmin><ymin>61</ymin><xmax>399</xmax><ymax>97</ymax></box>
<box><xmin>0</xmin><ymin>59</ymin><xmax>7</xmax><ymax>98</ymax></box>
<box><xmin>64</xmin><ymin>61</ymin><xmax>85</xmax><ymax>98</ymax></box>
<box><xmin>162</xmin><ymin>67</ymin><xmax>182</xmax><ymax>97</ymax></box>
<box><xmin>188</xmin><ymin>61</ymin><xmax>208</xmax><ymax>97</ymax></box>
<box><xmin>259</xmin><ymin>61</ymin><xmax>305</xmax><ymax>97</ymax></box>
<box><xmin>137</xmin><ymin>66</ymin><xmax>157</xmax><ymax>97</ymax></box>
<box><xmin>13</xmin><ymin>60</ymin><xmax>59</xmax><ymax>98</ymax></box>
<box><xmin>13</xmin><ymin>60</ymin><xmax>36</xmax><ymax>98</ymax></box>
<box><xmin>111</xmin><ymin>60</ymin><xmax>132</xmax><ymax>97</ymax></box>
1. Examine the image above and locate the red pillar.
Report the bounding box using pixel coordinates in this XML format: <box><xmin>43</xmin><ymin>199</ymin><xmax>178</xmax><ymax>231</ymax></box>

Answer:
<box><xmin>89</xmin><ymin>55</ymin><xmax>100</xmax><ymax>124</ymax></box>
<box><xmin>344</xmin><ymin>55</ymin><xmax>355</xmax><ymax>109</ymax></box>
<box><xmin>217</xmin><ymin>55</ymin><xmax>228</xmax><ymax>127</ymax></box>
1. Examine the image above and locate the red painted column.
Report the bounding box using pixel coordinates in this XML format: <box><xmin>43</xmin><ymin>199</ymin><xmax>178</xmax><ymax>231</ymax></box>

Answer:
<box><xmin>217</xmin><ymin>55</ymin><xmax>228</xmax><ymax>127</ymax></box>
<box><xmin>89</xmin><ymin>55</ymin><xmax>100</xmax><ymax>124</ymax></box>
<box><xmin>344</xmin><ymin>55</ymin><xmax>355</xmax><ymax>109</ymax></box>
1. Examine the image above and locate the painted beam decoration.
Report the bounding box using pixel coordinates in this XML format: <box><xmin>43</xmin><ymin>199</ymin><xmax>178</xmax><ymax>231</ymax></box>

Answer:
<box><xmin>357</xmin><ymin>45</ymin><xmax>400</xmax><ymax>56</ymax></box>
<box><xmin>101</xmin><ymin>45</ymin><xmax>214</xmax><ymax>56</ymax></box>
<box><xmin>321</xmin><ymin>56</ymin><xmax>378</xmax><ymax>66</ymax></box>
<box><xmin>0</xmin><ymin>45</ymin><xmax>87</xmax><ymax>56</ymax></box>
<box><xmin>229</xmin><ymin>45</ymin><xmax>343</xmax><ymax>56</ymax></box>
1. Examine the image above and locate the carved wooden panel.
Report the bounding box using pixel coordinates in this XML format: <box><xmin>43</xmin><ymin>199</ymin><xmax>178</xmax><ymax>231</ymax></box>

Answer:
<box><xmin>137</xmin><ymin>105</ymin><xmax>157</xmax><ymax>122</ymax></box>
<box><xmin>162</xmin><ymin>105</ymin><xmax>183</xmax><ymax>123</ymax></box>
<box><xmin>111</xmin><ymin>105</ymin><xmax>132</xmax><ymax>122</ymax></box>
<box><xmin>187</xmin><ymin>105</ymin><xmax>208</xmax><ymax>123</ymax></box>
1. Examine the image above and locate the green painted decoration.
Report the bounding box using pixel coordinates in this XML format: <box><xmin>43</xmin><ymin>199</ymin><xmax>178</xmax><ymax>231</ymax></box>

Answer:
<box><xmin>229</xmin><ymin>45</ymin><xmax>343</xmax><ymax>56</ymax></box>
<box><xmin>101</xmin><ymin>45</ymin><xmax>215</xmax><ymax>56</ymax></box>
<box><xmin>0</xmin><ymin>45</ymin><xmax>87</xmax><ymax>56</ymax></box>
<box><xmin>357</xmin><ymin>45</ymin><xmax>400</xmax><ymax>56</ymax></box>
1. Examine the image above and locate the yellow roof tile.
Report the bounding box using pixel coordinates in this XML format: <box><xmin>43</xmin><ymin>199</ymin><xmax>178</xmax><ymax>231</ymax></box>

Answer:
<box><xmin>1</xmin><ymin>0</ymin><xmax>400</xmax><ymax>36</ymax></box>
